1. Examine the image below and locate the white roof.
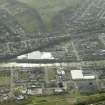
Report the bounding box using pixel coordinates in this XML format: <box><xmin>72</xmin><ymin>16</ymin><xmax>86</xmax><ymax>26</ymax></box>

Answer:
<box><xmin>71</xmin><ymin>70</ymin><xmax>95</xmax><ymax>80</ymax></box>
<box><xmin>41</xmin><ymin>52</ymin><xmax>54</xmax><ymax>59</ymax></box>
<box><xmin>57</xmin><ymin>70</ymin><xmax>65</xmax><ymax>75</ymax></box>
<box><xmin>0</xmin><ymin>63</ymin><xmax>54</xmax><ymax>67</ymax></box>
<box><xmin>0</xmin><ymin>63</ymin><xmax>63</xmax><ymax>68</ymax></box>
<box><xmin>54</xmin><ymin>88</ymin><xmax>63</xmax><ymax>92</ymax></box>
<box><xmin>71</xmin><ymin>70</ymin><xmax>83</xmax><ymax>80</ymax></box>
<box><xmin>17</xmin><ymin>51</ymin><xmax>54</xmax><ymax>59</ymax></box>
<box><xmin>83</xmin><ymin>76</ymin><xmax>95</xmax><ymax>79</ymax></box>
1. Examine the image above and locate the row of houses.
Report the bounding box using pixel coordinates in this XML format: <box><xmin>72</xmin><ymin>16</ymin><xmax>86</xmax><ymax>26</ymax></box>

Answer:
<box><xmin>0</xmin><ymin>62</ymin><xmax>105</xmax><ymax>97</ymax></box>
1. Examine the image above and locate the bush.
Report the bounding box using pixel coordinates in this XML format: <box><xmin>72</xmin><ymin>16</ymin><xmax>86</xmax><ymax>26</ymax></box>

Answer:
<box><xmin>75</xmin><ymin>93</ymin><xmax>105</xmax><ymax>105</ymax></box>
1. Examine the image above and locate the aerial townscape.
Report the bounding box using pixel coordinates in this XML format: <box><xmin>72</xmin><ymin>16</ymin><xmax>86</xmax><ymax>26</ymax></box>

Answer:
<box><xmin>1</xmin><ymin>0</ymin><xmax>105</xmax><ymax>105</ymax></box>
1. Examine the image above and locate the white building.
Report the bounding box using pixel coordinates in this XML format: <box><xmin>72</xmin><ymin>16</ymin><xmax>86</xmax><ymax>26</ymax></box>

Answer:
<box><xmin>70</xmin><ymin>70</ymin><xmax>97</xmax><ymax>93</ymax></box>
<box><xmin>17</xmin><ymin>51</ymin><xmax>54</xmax><ymax>59</ymax></box>
<box><xmin>71</xmin><ymin>70</ymin><xmax>95</xmax><ymax>80</ymax></box>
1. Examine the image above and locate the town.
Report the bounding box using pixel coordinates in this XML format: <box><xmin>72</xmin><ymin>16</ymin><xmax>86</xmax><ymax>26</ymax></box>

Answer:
<box><xmin>0</xmin><ymin>0</ymin><xmax>105</xmax><ymax>105</ymax></box>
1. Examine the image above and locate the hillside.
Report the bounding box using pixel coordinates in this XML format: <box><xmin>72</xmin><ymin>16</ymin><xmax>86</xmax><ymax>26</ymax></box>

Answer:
<box><xmin>0</xmin><ymin>0</ymin><xmax>105</xmax><ymax>61</ymax></box>
<box><xmin>18</xmin><ymin>0</ymin><xmax>82</xmax><ymax>32</ymax></box>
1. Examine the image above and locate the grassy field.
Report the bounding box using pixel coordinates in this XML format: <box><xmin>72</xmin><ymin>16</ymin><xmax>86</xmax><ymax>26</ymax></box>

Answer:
<box><xmin>28</xmin><ymin>95</ymin><xmax>73</xmax><ymax>105</ymax></box>
<box><xmin>2</xmin><ymin>93</ymin><xmax>105</xmax><ymax>105</ymax></box>
<box><xmin>47</xmin><ymin>67</ymin><xmax>56</xmax><ymax>80</ymax></box>
<box><xmin>26</xmin><ymin>93</ymin><xmax>105</xmax><ymax>105</ymax></box>
<box><xmin>0</xmin><ymin>72</ymin><xmax>10</xmax><ymax>85</ymax></box>
<box><xmin>0</xmin><ymin>76</ymin><xmax>10</xmax><ymax>85</ymax></box>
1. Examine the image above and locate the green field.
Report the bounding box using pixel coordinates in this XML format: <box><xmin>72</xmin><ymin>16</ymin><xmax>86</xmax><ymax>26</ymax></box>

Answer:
<box><xmin>2</xmin><ymin>93</ymin><xmax>105</xmax><ymax>105</ymax></box>
<box><xmin>0</xmin><ymin>76</ymin><xmax>10</xmax><ymax>85</ymax></box>
<box><xmin>28</xmin><ymin>95</ymin><xmax>73</xmax><ymax>105</ymax></box>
